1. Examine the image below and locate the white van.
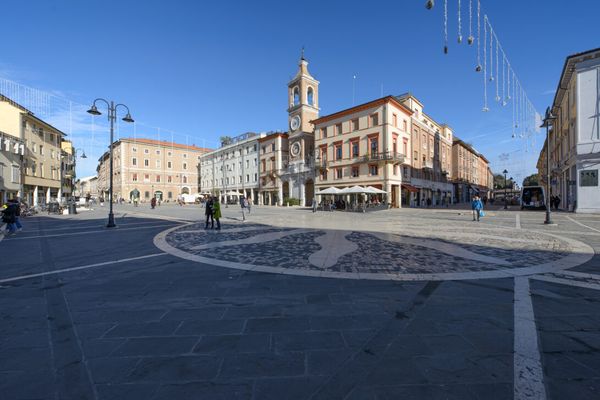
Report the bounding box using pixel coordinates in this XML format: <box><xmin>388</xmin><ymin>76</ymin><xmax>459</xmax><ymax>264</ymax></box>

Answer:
<box><xmin>521</xmin><ymin>186</ymin><xmax>546</xmax><ymax>209</ymax></box>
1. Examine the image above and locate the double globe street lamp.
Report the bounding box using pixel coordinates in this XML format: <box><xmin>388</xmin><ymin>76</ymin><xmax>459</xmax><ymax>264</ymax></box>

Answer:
<box><xmin>87</xmin><ymin>99</ymin><xmax>134</xmax><ymax>228</ymax></box>
<box><xmin>540</xmin><ymin>106</ymin><xmax>557</xmax><ymax>225</ymax></box>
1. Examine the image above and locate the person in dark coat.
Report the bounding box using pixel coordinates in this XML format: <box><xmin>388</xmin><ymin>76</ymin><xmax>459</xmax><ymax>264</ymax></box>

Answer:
<box><xmin>1</xmin><ymin>201</ymin><xmax>18</xmax><ymax>235</ymax></box>
<box><xmin>205</xmin><ymin>197</ymin><xmax>214</xmax><ymax>229</ymax></box>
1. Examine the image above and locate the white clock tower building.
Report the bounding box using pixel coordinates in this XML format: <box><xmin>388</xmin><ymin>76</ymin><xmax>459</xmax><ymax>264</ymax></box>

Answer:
<box><xmin>283</xmin><ymin>50</ymin><xmax>320</xmax><ymax>206</ymax></box>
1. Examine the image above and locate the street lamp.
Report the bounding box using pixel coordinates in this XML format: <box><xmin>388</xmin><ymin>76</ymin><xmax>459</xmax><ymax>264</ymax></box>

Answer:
<box><xmin>87</xmin><ymin>99</ymin><xmax>134</xmax><ymax>228</ymax></box>
<box><xmin>540</xmin><ymin>106</ymin><xmax>557</xmax><ymax>225</ymax></box>
<box><xmin>75</xmin><ymin>148</ymin><xmax>88</xmax><ymax>159</ymax></box>
<box><xmin>503</xmin><ymin>169</ymin><xmax>508</xmax><ymax>209</ymax></box>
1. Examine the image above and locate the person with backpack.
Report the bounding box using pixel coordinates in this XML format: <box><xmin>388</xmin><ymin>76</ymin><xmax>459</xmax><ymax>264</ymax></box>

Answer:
<box><xmin>205</xmin><ymin>197</ymin><xmax>214</xmax><ymax>229</ymax></box>
<box><xmin>212</xmin><ymin>196</ymin><xmax>222</xmax><ymax>230</ymax></box>
<box><xmin>471</xmin><ymin>195</ymin><xmax>483</xmax><ymax>222</ymax></box>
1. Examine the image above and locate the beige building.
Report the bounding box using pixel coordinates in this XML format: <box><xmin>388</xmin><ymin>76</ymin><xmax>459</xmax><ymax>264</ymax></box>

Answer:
<box><xmin>96</xmin><ymin>138</ymin><xmax>210</xmax><ymax>203</ymax></box>
<box><xmin>313</xmin><ymin>96</ymin><xmax>412</xmax><ymax>207</ymax></box>
<box><xmin>61</xmin><ymin>140</ymin><xmax>76</xmax><ymax>200</ymax></box>
<box><xmin>537</xmin><ymin>48</ymin><xmax>600</xmax><ymax>213</ymax></box>
<box><xmin>75</xmin><ymin>175</ymin><xmax>98</xmax><ymax>199</ymax></box>
<box><xmin>0</xmin><ymin>95</ymin><xmax>25</xmax><ymax>203</ymax></box>
<box><xmin>452</xmin><ymin>138</ymin><xmax>493</xmax><ymax>202</ymax></box>
<box><xmin>397</xmin><ymin>93</ymin><xmax>454</xmax><ymax>207</ymax></box>
<box><xmin>258</xmin><ymin>132</ymin><xmax>289</xmax><ymax>205</ymax></box>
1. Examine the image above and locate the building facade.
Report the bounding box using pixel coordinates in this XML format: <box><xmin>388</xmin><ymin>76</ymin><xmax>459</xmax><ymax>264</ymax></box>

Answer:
<box><xmin>96</xmin><ymin>138</ymin><xmax>210</xmax><ymax>203</ymax></box>
<box><xmin>398</xmin><ymin>93</ymin><xmax>454</xmax><ymax>207</ymax></box>
<box><xmin>0</xmin><ymin>95</ymin><xmax>25</xmax><ymax>203</ymax></box>
<box><xmin>537</xmin><ymin>48</ymin><xmax>600</xmax><ymax>213</ymax></box>
<box><xmin>452</xmin><ymin>138</ymin><xmax>493</xmax><ymax>202</ymax></box>
<box><xmin>199</xmin><ymin>132</ymin><xmax>263</xmax><ymax>204</ymax></box>
<box><xmin>75</xmin><ymin>175</ymin><xmax>98</xmax><ymax>199</ymax></box>
<box><xmin>312</xmin><ymin>96</ymin><xmax>411</xmax><ymax>207</ymax></box>
<box><xmin>258</xmin><ymin>132</ymin><xmax>288</xmax><ymax>205</ymax></box>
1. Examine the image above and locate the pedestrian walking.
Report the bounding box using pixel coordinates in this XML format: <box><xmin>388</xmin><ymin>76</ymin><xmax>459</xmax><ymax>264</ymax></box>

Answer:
<box><xmin>312</xmin><ymin>198</ymin><xmax>317</xmax><ymax>213</ymax></box>
<box><xmin>12</xmin><ymin>199</ymin><xmax>22</xmax><ymax>231</ymax></box>
<box><xmin>212</xmin><ymin>196</ymin><xmax>222</xmax><ymax>230</ymax></box>
<box><xmin>555</xmin><ymin>195</ymin><xmax>561</xmax><ymax>210</ymax></box>
<box><xmin>471</xmin><ymin>195</ymin><xmax>483</xmax><ymax>222</ymax></box>
<box><xmin>1</xmin><ymin>201</ymin><xmax>18</xmax><ymax>235</ymax></box>
<box><xmin>247</xmin><ymin>197</ymin><xmax>252</xmax><ymax>214</ymax></box>
<box><xmin>150</xmin><ymin>197</ymin><xmax>157</xmax><ymax>209</ymax></box>
<box><xmin>205</xmin><ymin>197</ymin><xmax>214</xmax><ymax>229</ymax></box>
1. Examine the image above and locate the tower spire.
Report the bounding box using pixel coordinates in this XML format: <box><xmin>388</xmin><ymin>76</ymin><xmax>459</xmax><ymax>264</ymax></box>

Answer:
<box><xmin>301</xmin><ymin>45</ymin><xmax>305</xmax><ymax>61</ymax></box>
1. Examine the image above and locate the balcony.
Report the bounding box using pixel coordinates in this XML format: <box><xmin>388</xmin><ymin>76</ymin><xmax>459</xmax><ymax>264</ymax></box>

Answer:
<box><xmin>422</xmin><ymin>160</ymin><xmax>433</xmax><ymax>170</ymax></box>
<box><xmin>363</xmin><ymin>151</ymin><xmax>405</xmax><ymax>164</ymax></box>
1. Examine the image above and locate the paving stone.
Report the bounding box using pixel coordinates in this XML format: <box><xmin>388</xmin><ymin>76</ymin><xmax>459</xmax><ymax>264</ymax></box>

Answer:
<box><xmin>244</xmin><ymin>316</ymin><xmax>310</xmax><ymax>333</ymax></box>
<box><xmin>175</xmin><ymin>319</ymin><xmax>244</xmax><ymax>335</ymax></box>
<box><xmin>160</xmin><ymin>307</ymin><xmax>226</xmax><ymax>321</ymax></box>
<box><xmin>306</xmin><ymin>349</ymin><xmax>354</xmax><ymax>376</ymax></box>
<box><xmin>346</xmin><ymin>384</ymin><xmax>478</xmax><ymax>400</ymax></box>
<box><xmin>192</xmin><ymin>334</ymin><xmax>270</xmax><ymax>354</ymax></box>
<box><xmin>219</xmin><ymin>353</ymin><xmax>305</xmax><ymax>378</ymax></box>
<box><xmin>152</xmin><ymin>381</ymin><xmax>253</xmax><ymax>400</ymax></box>
<box><xmin>254</xmin><ymin>376</ymin><xmax>326</xmax><ymax>400</ymax></box>
<box><xmin>88</xmin><ymin>357</ymin><xmax>140</xmax><ymax>384</ymax></box>
<box><xmin>124</xmin><ymin>355</ymin><xmax>221</xmax><ymax>382</ymax></box>
<box><xmin>104</xmin><ymin>321</ymin><xmax>181</xmax><ymax>338</ymax></box>
<box><xmin>96</xmin><ymin>383</ymin><xmax>159</xmax><ymax>400</ymax></box>
<box><xmin>273</xmin><ymin>331</ymin><xmax>346</xmax><ymax>351</ymax></box>
<box><xmin>111</xmin><ymin>336</ymin><xmax>199</xmax><ymax>357</ymax></box>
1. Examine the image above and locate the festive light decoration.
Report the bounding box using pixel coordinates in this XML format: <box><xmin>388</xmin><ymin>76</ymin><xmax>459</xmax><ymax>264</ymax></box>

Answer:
<box><xmin>426</xmin><ymin>0</ymin><xmax>540</xmax><ymax>146</ymax></box>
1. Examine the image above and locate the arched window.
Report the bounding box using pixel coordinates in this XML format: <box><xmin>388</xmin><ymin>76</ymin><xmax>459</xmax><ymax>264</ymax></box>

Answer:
<box><xmin>307</xmin><ymin>87</ymin><xmax>314</xmax><ymax>106</ymax></box>
<box><xmin>293</xmin><ymin>87</ymin><xmax>300</xmax><ymax>106</ymax></box>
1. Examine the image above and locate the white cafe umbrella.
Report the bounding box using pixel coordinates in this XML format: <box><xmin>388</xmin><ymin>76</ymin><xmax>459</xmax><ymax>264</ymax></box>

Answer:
<box><xmin>339</xmin><ymin>185</ymin><xmax>369</xmax><ymax>194</ymax></box>
<box><xmin>315</xmin><ymin>187</ymin><xmax>341</xmax><ymax>195</ymax></box>
<box><xmin>366</xmin><ymin>186</ymin><xmax>387</xmax><ymax>194</ymax></box>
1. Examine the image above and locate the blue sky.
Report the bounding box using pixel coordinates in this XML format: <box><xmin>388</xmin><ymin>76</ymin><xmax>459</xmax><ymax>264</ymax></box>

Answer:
<box><xmin>1</xmin><ymin>0</ymin><xmax>598</xmax><ymax>181</ymax></box>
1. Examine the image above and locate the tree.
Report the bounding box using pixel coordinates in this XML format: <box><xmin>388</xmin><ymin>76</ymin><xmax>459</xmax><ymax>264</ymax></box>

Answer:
<box><xmin>522</xmin><ymin>173</ymin><xmax>539</xmax><ymax>187</ymax></box>
<box><xmin>493</xmin><ymin>174</ymin><xmax>515</xmax><ymax>189</ymax></box>
<box><xmin>219</xmin><ymin>136</ymin><xmax>232</xmax><ymax>147</ymax></box>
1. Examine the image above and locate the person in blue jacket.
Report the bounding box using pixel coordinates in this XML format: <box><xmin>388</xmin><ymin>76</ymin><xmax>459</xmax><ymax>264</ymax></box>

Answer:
<box><xmin>471</xmin><ymin>195</ymin><xmax>483</xmax><ymax>222</ymax></box>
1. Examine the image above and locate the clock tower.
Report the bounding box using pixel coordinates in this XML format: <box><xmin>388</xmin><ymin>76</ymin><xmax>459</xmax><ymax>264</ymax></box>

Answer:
<box><xmin>284</xmin><ymin>50</ymin><xmax>319</xmax><ymax>206</ymax></box>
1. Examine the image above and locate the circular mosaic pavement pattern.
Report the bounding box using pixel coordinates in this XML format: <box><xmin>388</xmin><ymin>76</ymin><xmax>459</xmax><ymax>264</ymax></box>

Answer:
<box><xmin>154</xmin><ymin>221</ymin><xmax>594</xmax><ymax>281</ymax></box>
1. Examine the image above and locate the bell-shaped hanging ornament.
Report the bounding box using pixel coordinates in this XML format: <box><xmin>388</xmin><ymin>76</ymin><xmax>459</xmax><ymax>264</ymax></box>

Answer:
<box><xmin>475</xmin><ymin>65</ymin><xmax>482</xmax><ymax>72</ymax></box>
<box><xmin>502</xmin><ymin>100</ymin><xmax>507</xmax><ymax>106</ymax></box>
<box><xmin>467</xmin><ymin>36</ymin><xmax>474</xmax><ymax>45</ymax></box>
<box><xmin>515</xmin><ymin>123</ymin><xmax>519</xmax><ymax>128</ymax></box>
<box><xmin>444</xmin><ymin>45</ymin><xmax>448</xmax><ymax>54</ymax></box>
<box><xmin>482</xmin><ymin>107</ymin><xmax>490</xmax><ymax>112</ymax></box>
<box><xmin>489</xmin><ymin>75</ymin><xmax>494</xmax><ymax>82</ymax></box>
<box><xmin>495</xmin><ymin>95</ymin><xmax>501</xmax><ymax>102</ymax></box>
<box><xmin>512</xmin><ymin>133</ymin><xmax>516</xmax><ymax>138</ymax></box>
<box><xmin>425</xmin><ymin>0</ymin><xmax>434</xmax><ymax>9</ymax></box>
<box><xmin>507</xmin><ymin>95</ymin><xmax>511</xmax><ymax>100</ymax></box>
<box><xmin>457</xmin><ymin>35</ymin><xmax>463</xmax><ymax>44</ymax></box>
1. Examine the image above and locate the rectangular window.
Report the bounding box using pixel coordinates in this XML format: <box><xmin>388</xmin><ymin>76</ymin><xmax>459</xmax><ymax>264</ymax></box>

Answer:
<box><xmin>414</xmin><ymin>151</ymin><xmax>418</xmax><ymax>161</ymax></box>
<box><xmin>39</xmin><ymin>145</ymin><xmax>44</xmax><ymax>155</ymax></box>
<box><xmin>144</xmin><ymin>159</ymin><xmax>149</xmax><ymax>167</ymax></box>
<box><xmin>132</xmin><ymin>173</ymin><xmax>138</xmax><ymax>182</ymax></box>
<box><xmin>271</xmin><ymin>143</ymin><xmax>275</xmax><ymax>151</ymax></box>
<box><xmin>156</xmin><ymin>175</ymin><xmax>161</xmax><ymax>183</ymax></box>
<box><xmin>167</xmin><ymin>175</ymin><xmax>172</xmax><ymax>183</ymax></box>
<box><xmin>336</xmin><ymin>168</ymin><xmax>343</xmax><ymax>179</ymax></box>
<box><xmin>352</xmin><ymin>119</ymin><xmax>359</xmax><ymax>131</ymax></box>
<box><xmin>183</xmin><ymin>163</ymin><xmax>187</xmax><ymax>170</ymax></box>
<box><xmin>321</xmin><ymin>127</ymin><xmax>327</xmax><ymax>138</ymax></box>
<box><xmin>156</xmin><ymin>160</ymin><xmax>161</xmax><ymax>168</ymax></box>
<box><xmin>336</xmin><ymin>123</ymin><xmax>342</xmax><ymax>136</ymax></box>
<box><xmin>403</xmin><ymin>120</ymin><xmax>407</xmax><ymax>131</ymax></box>
<box><xmin>351</xmin><ymin>141</ymin><xmax>359</xmax><ymax>158</ymax></box>
<box><xmin>156</xmin><ymin>150</ymin><xmax>161</xmax><ymax>155</ymax></box>
<box><xmin>132</xmin><ymin>147</ymin><xmax>137</xmax><ymax>152</ymax></box>
<box><xmin>369</xmin><ymin>164</ymin><xmax>378</xmax><ymax>176</ymax></box>
<box><xmin>580</xmin><ymin>170</ymin><xmax>598</xmax><ymax>187</ymax></box>
<box><xmin>320</xmin><ymin>170</ymin><xmax>328</xmax><ymax>181</ymax></box>
<box><xmin>351</xmin><ymin>166</ymin><xmax>359</xmax><ymax>177</ymax></box>
<box><xmin>370</xmin><ymin>138</ymin><xmax>378</xmax><ymax>155</ymax></box>
<box><xmin>403</xmin><ymin>140</ymin><xmax>408</xmax><ymax>155</ymax></box>
<box><xmin>168</xmin><ymin>161</ymin><xmax>172</xmax><ymax>168</ymax></box>
<box><xmin>11</xmin><ymin>166</ymin><xmax>20</xmax><ymax>183</ymax></box>
<box><xmin>335</xmin><ymin>144</ymin><xmax>342</xmax><ymax>160</ymax></box>
<box><xmin>393</xmin><ymin>114</ymin><xmax>398</xmax><ymax>127</ymax></box>
<box><xmin>183</xmin><ymin>153</ymin><xmax>187</xmax><ymax>158</ymax></box>
<box><xmin>144</xmin><ymin>174</ymin><xmax>149</xmax><ymax>182</ymax></box>
<box><xmin>144</xmin><ymin>148</ymin><xmax>149</xmax><ymax>154</ymax></box>
<box><xmin>370</xmin><ymin>113</ymin><xmax>379</xmax><ymax>126</ymax></box>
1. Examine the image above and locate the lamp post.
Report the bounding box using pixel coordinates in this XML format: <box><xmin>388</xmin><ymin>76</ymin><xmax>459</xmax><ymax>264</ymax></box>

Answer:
<box><xmin>87</xmin><ymin>99</ymin><xmax>134</xmax><ymax>228</ymax></box>
<box><xmin>540</xmin><ymin>106</ymin><xmax>557</xmax><ymax>225</ymax></box>
<box><xmin>503</xmin><ymin>169</ymin><xmax>508</xmax><ymax>209</ymax></box>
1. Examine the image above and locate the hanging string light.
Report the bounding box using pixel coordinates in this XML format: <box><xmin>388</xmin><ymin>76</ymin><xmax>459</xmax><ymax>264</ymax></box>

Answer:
<box><xmin>482</xmin><ymin>15</ymin><xmax>489</xmax><ymax>111</ymax></box>
<box><xmin>468</xmin><ymin>0</ymin><xmax>474</xmax><ymax>44</ymax></box>
<box><xmin>511</xmin><ymin>71</ymin><xmax>516</xmax><ymax>138</ymax></box>
<box><xmin>475</xmin><ymin>0</ymin><xmax>481</xmax><ymax>71</ymax></box>
<box><xmin>489</xmin><ymin>21</ymin><xmax>494</xmax><ymax>82</ymax></box>
<box><xmin>501</xmin><ymin>53</ymin><xmax>506</xmax><ymax>106</ymax></box>
<box><xmin>457</xmin><ymin>0</ymin><xmax>462</xmax><ymax>43</ymax></box>
<box><xmin>495</xmin><ymin>33</ymin><xmax>500</xmax><ymax>102</ymax></box>
<box><xmin>425</xmin><ymin>0</ymin><xmax>435</xmax><ymax>10</ymax></box>
<box><xmin>443</xmin><ymin>0</ymin><xmax>448</xmax><ymax>53</ymax></box>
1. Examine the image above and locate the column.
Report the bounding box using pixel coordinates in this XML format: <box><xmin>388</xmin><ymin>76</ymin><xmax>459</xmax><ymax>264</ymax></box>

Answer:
<box><xmin>58</xmin><ymin>187</ymin><xmax>62</xmax><ymax>203</ymax></box>
<box><xmin>385</xmin><ymin>182</ymin><xmax>392</xmax><ymax>206</ymax></box>
<box><xmin>33</xmin><ymin>186</ymin><xmax>38</xmax><ymax>206</ymax></box>
<box><xmin>299</xmin><ymin>181</ymin><xmax>305</xmax><ymax>206</ymax></box>
<box><xmin>258</xmin><ymin>190</ymin><xmax>263</xmax><ymax>205</ymax></box>
<box><xmin>46</xmin><ymin>187</ymin><xmax>51</xmax><ymax>204</ymax></box>
<box><xmin>277</xmin><ymin>184</ymin><xmax>283</xmax><ymax>206</ymax></box>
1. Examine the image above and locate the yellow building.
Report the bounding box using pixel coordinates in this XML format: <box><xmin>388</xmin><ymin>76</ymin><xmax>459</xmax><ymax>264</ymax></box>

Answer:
<box><xmin>0</xmin><ymin>94</ymin><xmax>65</xmax><ymax>206</ymax></box>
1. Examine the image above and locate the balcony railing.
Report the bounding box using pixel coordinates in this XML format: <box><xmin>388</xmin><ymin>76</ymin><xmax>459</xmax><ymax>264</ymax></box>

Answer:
<box><xmin>422</xmin><ymin>160</ymin><xmax>433</xmax><ymax>170</ymax></box>
<box><xmin>363</xmin><ymin>151</ymin><xmax>405</xmax><ymax>164</ymax></box>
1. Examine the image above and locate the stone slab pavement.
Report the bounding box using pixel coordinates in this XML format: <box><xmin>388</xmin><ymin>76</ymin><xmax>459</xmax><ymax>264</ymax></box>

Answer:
<box><xmin>0</xmin><ymin>203</ymin><xmax>599</xmax><ymax>399</ymax></box>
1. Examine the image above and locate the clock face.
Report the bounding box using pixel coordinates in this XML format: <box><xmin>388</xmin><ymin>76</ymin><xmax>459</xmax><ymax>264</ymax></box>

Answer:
<box><xmin>290</xmin><ymin>115</ymin><xmax>301</xmax><ymax>131</ymax></box>
<box><xmin>290</xmin><ymin>142</ymin><xmax>301</xmax><ymax>157</ymax></box>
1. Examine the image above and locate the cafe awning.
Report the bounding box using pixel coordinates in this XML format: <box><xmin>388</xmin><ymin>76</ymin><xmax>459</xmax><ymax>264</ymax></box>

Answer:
<box><xmin>401</xmin><ymin>184</ymin><xmax>419</xmax><ymax>192</ymax></box>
